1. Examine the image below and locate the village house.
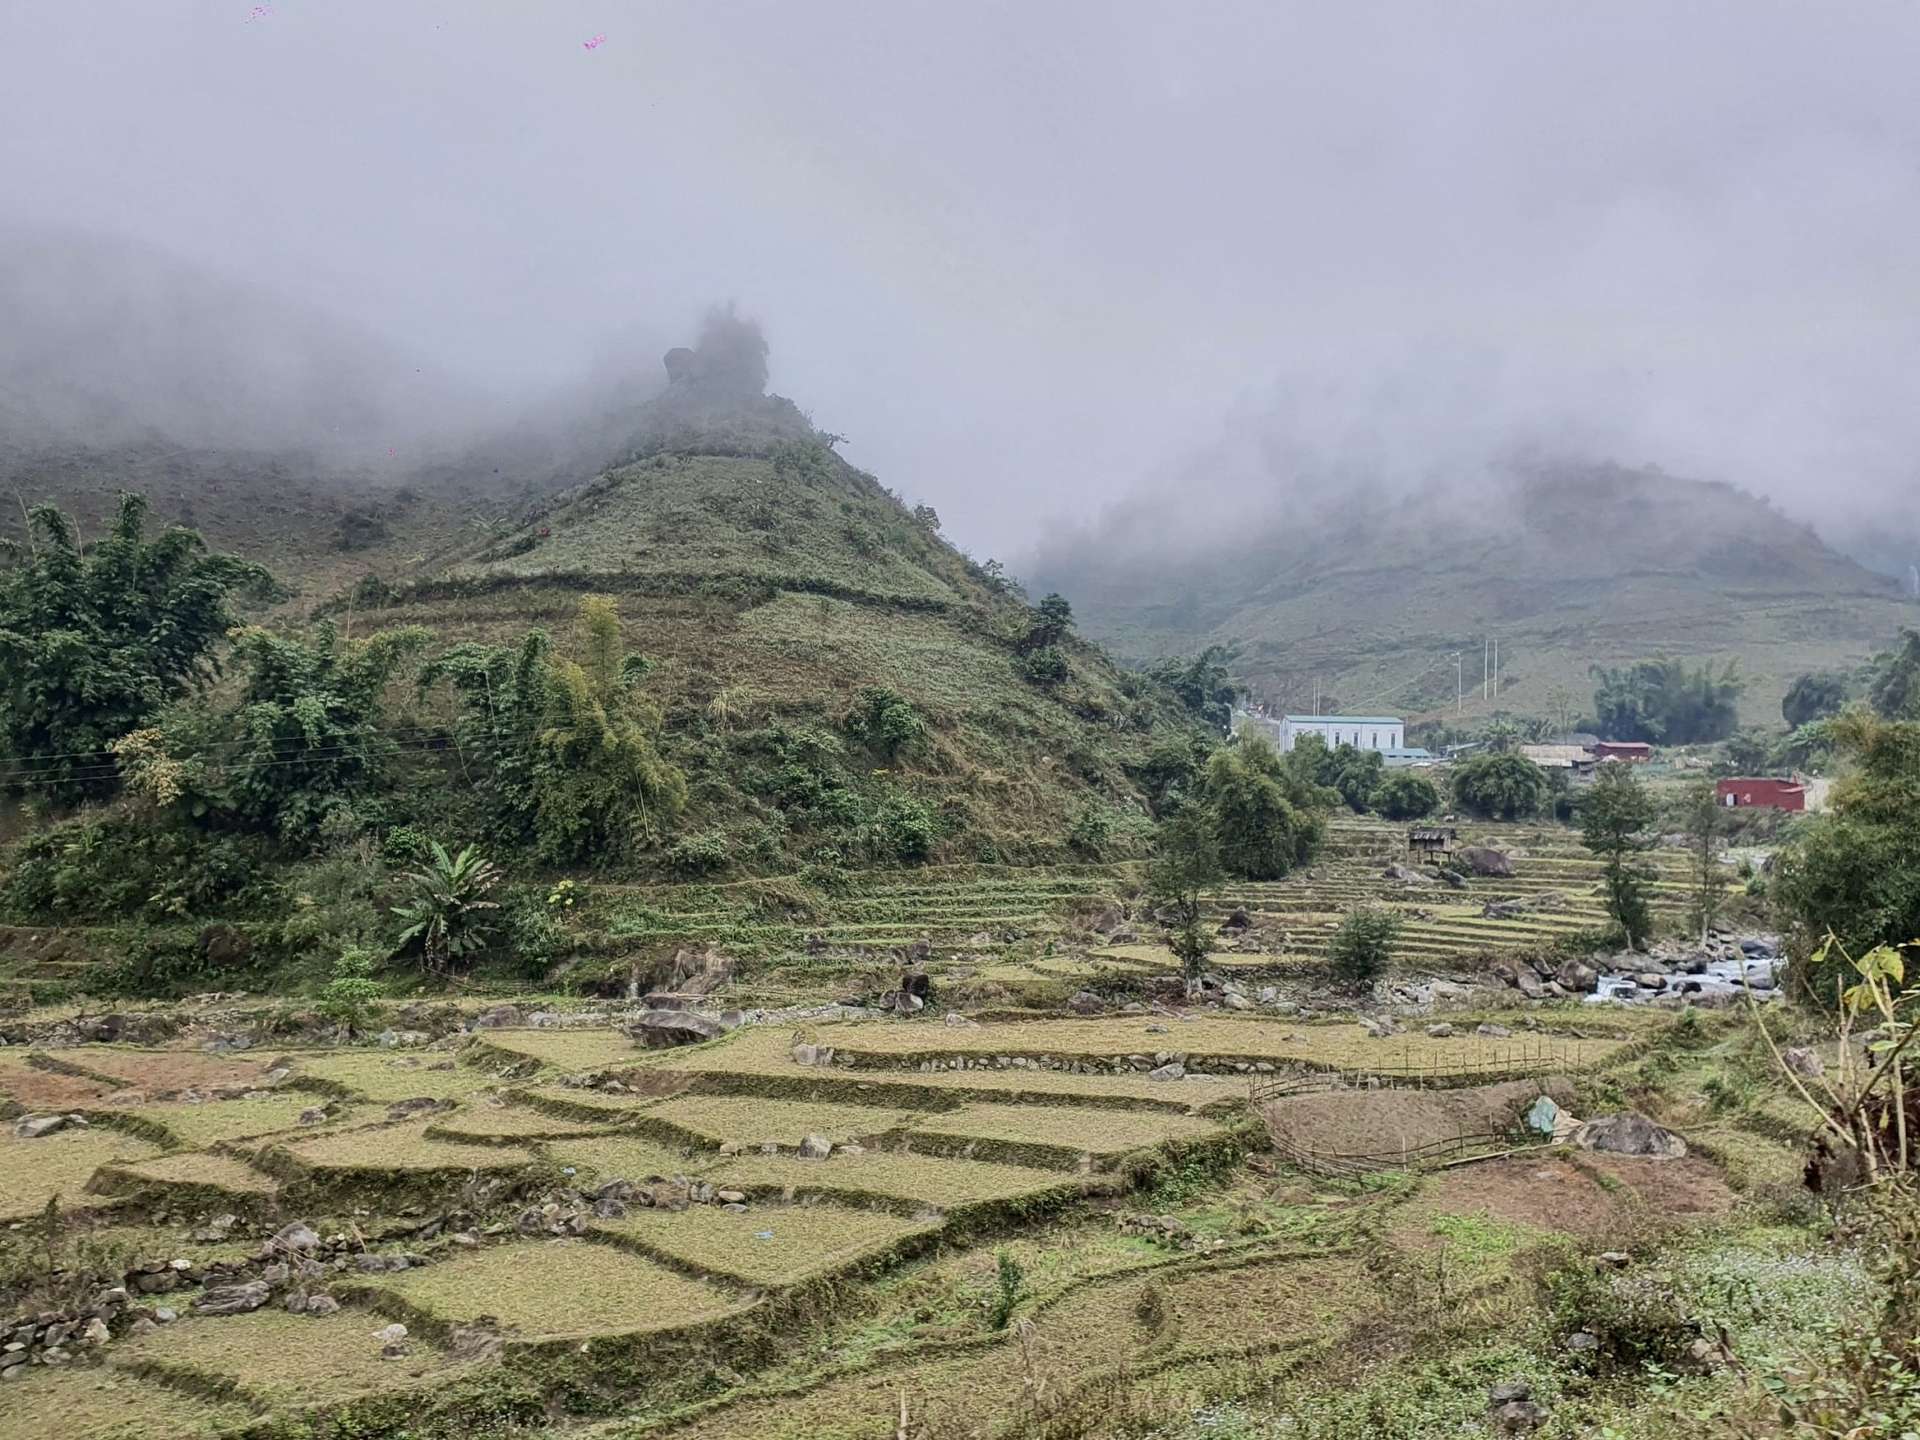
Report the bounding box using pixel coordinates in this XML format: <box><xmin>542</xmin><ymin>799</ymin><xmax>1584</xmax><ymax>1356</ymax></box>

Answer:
<box><xmin>1716</xmin><ymin>777</ymin><xmax>1808</xmax><ymax>812</ymax></box>
<box><xmin>1278</xmin><ymin>714</ymin><xmax>1404</xmax><ymax>753</ymax></box>
<box><xmin>1519</xmin><ymin>744</ymin><xmax>1599</xmax><ymax>783</ymax></box>
<box><xmin>1592</xmin><ymin>741</ymin><xmax>1654</xmax><ymax>763</ymax></box>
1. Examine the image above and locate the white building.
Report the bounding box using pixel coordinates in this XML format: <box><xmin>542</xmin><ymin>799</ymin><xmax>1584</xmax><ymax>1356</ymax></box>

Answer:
<box><xmin>1278</xmin><ymin>715</ymin><xmax>1404</xmax><ymax>753</ymax></box>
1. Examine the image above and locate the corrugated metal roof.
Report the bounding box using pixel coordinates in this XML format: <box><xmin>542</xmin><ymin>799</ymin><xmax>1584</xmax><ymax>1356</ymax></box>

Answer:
<box><xmin>1283</xmin><ymin>715</ymin><xmax>1404</xmax><ymax>725</ymax></box>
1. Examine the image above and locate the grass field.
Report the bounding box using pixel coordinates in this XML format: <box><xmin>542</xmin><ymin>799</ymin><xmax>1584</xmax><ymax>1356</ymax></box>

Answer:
<box><xmin>103</xmin><ymin>1149</ymin><xmax>279</xmax><ymax>1195</ymax></box>
<box><xmin>112</xmin><ymin>1306</ymin><xmax>477</xmax><ymax>1408</ymax></box>
<box><xmin>644</xmin><ymin>1095</ymin><xmax>924</xmax><ymax>1148</ymax></box>
<box><xmin>709</xmin><ymin>1149</ymin><xmax>1080</xmax><ymax>1210</ymax></box>
<box><xmin>474</xmin><ymin>1029</ymin><xmax>649</xmax><ymax>1072</ymax></box>
<box><xmin>544</xmin><ymin>1133</ymin><xmax>711</xmax><ymax>1182</ymax></box>
<box><xmin>906</xmin><ymin>1102</ymin><xmax>1218</xmax><ymax>1157</ymax></box>
<box><xmin>597</xmin><ymin>1201</ymin><xmax>940</xmax><ymax>1286</ymax></box>
<box><xmin>0</xmin><ymin>1127</ymin><xmax>164</xmax><ymax>1219</ymax></box>
<box><xmin>0</xmin><ymin>1364</ymin><xmax>254</xmax><ymax>1440</ymax></box>
<box><xmin>292</xmin><ymin>1053</ymin><xmax>510</xmax><ymax>1102</ymax></box>
<box><xmin>139</xmin><ymin>1093</ymin><xmax>349</xmax><ymax>1147</ymax></box>
<box><xmin>278</xmin><ymin>1118</ymin><xmax>536</xmax><ymax>1173</ymax></box>
<box><xmin>373</xmin><ymin>1238</ymin><xmax>743</xmax><ymax>1338</ymax></box>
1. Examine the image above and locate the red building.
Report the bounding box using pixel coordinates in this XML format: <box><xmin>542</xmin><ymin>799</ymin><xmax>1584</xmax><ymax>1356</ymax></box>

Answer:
<box><xmin>1593</xmin><ymin>741</ymin><xmax>1654</xmax><ymax>763</ymax></box>
<box><xmin>1716</xmin><ymin>777</ymin><xmax>1807</xmax><ymax>812</ymax></box>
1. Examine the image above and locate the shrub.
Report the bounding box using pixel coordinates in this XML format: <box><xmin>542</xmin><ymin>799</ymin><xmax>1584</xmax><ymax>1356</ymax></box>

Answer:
<box><xmin>665</xmin><ymin>833</ymin><xmax>730</xmax><ymax>876</ymax></box>
<box><xmin>391</xmin><ymin>842</ymin><xmax>502</xmax><ymax>974</ymax></box>
<box><xmin>1017</xmin><ymin>646</ymin><xmax>1069</xmax><ymax>685</ymax></box>
<box><xmin>846</xmin><ymin>686</ymin><xmax>929</xmax><ymax>761</ymax></box>
<box><xmin>1371</xmin><ymin>770</ymin><xmax>1440</xmax><ymax>820</ymax></box>
<box><xmin>1328</xmin><ymin>905</ymin><xmax>1400</xmax><ymax>987</ymax></box>
<box><xmin>316</xmin><ymin>947</ymin><xmax>383</xmax><ymax>1032</ymax></box>
<box><xmin>988</xmin><ymin>1249</ymin><xmax>1026</xmax><ymax>1330</ymax></box>
<box><xmin>1066</xmin><ymin>800</ymin><xmax>1115</xmax><ymax>858</ymax></box>
<box><xmin>1451</xmin><ymin>752</ymin><xmax>1551</xmax><ymax>819</ymax></box>
<box><xmin>1543</xmin><ymin>1253</ymin><xmax>1699</xmax><ymax>1373</ymax></box>
<box><xmin>873</xmin><ymin>791</ymin><xmax>937</xmax><ymax>863</ymax></box>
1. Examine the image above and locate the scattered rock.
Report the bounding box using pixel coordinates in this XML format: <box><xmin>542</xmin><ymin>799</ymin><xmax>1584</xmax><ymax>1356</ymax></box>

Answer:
<box><xmin>797</xmin><ymin>1134</ymin><xmax>833</xmax><ymax>1159</ymax></box>
<box><xmin>626</xmin><ymin>1010</ymin><xmax>737</xmax><ymax>1049</ymax></box>
<box><xmin>1457</xmin><ymin>846</ymin><xmax>1515</xmax><ymax>878</ymax></box>
<box><xmin>195</xmin><ymin>1282</ymin><xmax>271</xmax><ymax>1316</ymax></box>
<box><xmin>1147</xmin><ymin>1062</ymin><xmax>1185</xmax><ymax>1082</ymax></box>
<box><xmin>471</xmin><ymin>1005</ymin><xmax>524</xmax><ymax>1030</ymax></box>
<box><xmin>270</xmin><ymin>1222</ymin><xmax>321</xmax><ymax>1253</ymax></box>
<box><xmin>373</xmin><ymin>1323</ymin><xmax>409</xmax><ymax>1344</ymax></box>
<box><xmin>1570</xmin><ymin>1112</ymin><xmax>1688</xmax><ymax>1160</ymax></box>
<box><xmin>1597</xmin><ymin>1251</ymin><xmax>1632</xmax><ymax>1268</ymax></box>
<box><xmin>305</xmin><ymin>1295</ymin><xmax>342</xmax><ymax>1316</ymax></box>
<box><xmin>1783</xmin><ymin>1047</ymin><xmax>1825</xmax><ymax>1079</ymax></box>
<box><xmin>13</xmin><ymin>1113</ymin><xmax>84</xmax><ymax>1139</ymax></box>
<box><xmin>1068</xmin><ymin>990</ymin><xmax>1105</xmax><ymax>1016</ymax></box>
<box><xmin>1554</xmin><ymin>959</ymin><xmax>1600</xmax><ymax>994</ymax></box>
<box><xmin>1476</xmin><ymin>1023</ymin><xmax>1512</xmax><ymax>1038</ymax></box>
<box><xmin>1565</xmin><ymin>1330</ymin><xmax>1600</xmax><ymax>1354</ymax></box>
<box><xmin>298</xmin><ymin>1106</ymin><xmax>330</xmax><ymax>1125</ymax></box>
<box><xmin>1425</xmin><ymin>1023</ymin><xmax>1454</xmax><ymax>1039</ymax></box>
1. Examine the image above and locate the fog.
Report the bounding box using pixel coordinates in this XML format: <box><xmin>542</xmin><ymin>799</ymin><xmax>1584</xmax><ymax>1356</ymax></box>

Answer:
<box><xmin>3</xmin><ymin>2</ymin><xmax>1917</xmax><ymax>565</ymax></box>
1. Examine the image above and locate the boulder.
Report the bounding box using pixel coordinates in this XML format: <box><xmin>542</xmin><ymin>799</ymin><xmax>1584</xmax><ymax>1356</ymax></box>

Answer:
<box><xmin>1067</xmin><ymin>990</ymin><xmax>1105</xmax><ymax>1016</ymax></box>
<box><xmin>797</xmin><ymin>1134</ymin><xmax>833</xmax><ymax>1159</ymax></box>
<box><xmin>1554</xmin><ymin>959</ymin><xmax>1600</xmax><ymax>994</ymax></box>
<box><xmin>1425</xmin><ymin>1023</ymin><xmax>1454</xmax><ymax>1039</ymax></box>
<box><xmin>1570</xmin><ymin>1112</ymin><xmax>1688</xmax><ymax>1160</ymax></box>
<box><xmin>13</xmin><ymin>1113</ymin><xmax>82</xmax><ymax>1139</ymax></box>
<box><xmin>1217</xmin><ymin>909</ymin><xmax>1252</xmax><ymax>932</ymax></box>
<box><xmin>1457</xmin><ymin>846</ymin><xmax>1515</xmax><ymax>878</ymax></box>
<box><xmin>195</xmin><ymin>1282</ymin><xmax>272</xmax><ymax>1316</ymax></box>
<box><xmin>1783</xmin><ymin>1047</ymin><xmax>1825</xmax><ymax>1079</ymax></box>
<box><xmin>471</xmin><ymin>1005</ymin><xmax>523</xmax><ymax>1030</ymax></box>
<box><xmin>625</xmin><ymin>1010</ymin><xmax>736</xmax><ymax>1049</ymax></box>
<box><xmin>1147</xmin><ymin>1062</ymin><xmax>1186</xmax><ymax>1082</ymax></box>
<box><xmin>1476</xmin><ymin>1023</ymin><xmax>1512</xmax><ymax>1038</ymax></box>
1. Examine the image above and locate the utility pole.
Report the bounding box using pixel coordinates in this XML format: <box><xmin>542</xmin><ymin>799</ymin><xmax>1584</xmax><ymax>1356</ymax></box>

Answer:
<box><xmin>1453</xmin><ymin>652</ymin><xmax>1463</xmax><ymax>716</ymax></box>
<box><xmin>1492</xmin><ymin>638</ymin><xmax>1500</xmax><ymax>707</ymax></box>
<box><xmin>1483</xmin><ymin>639</ymin><xmax>1490</xmax><ymax>704</ymax></box>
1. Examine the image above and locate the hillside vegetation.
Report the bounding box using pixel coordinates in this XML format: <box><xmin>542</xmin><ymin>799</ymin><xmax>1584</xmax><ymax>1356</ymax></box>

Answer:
<box><xmin>1034</xmin><ymin>462</ymin><xmax>1918</xmax><ymax>725</ymax></box>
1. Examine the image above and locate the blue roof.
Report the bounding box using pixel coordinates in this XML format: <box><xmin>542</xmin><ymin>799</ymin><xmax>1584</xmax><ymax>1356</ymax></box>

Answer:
<box><xmin>1283</xmin><ymin>715</ymin><xmax>1403</xmax><ymax>725</ymax></box>
<box><xmin>1383</xmin><ymin>747</ymin><xmax>1434</xmax><ymax>759</ymax></box>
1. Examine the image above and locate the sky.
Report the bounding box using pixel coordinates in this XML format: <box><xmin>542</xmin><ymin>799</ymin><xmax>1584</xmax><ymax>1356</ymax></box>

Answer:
<box><xmin>3</xmin><ymin>1</ymin><xmax>1918</xmax><ymax>564</ymax></box>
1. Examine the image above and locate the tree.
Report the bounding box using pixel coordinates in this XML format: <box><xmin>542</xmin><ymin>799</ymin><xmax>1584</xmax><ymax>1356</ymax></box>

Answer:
<box><xmin>1147</xmin><ymin>803</ymin><xmax>1222</xmax><ymax>991</ymax></box>
<box><xmin>419</xmin><ymin>596</ymin><xmax>686</xmax><ymax>864</ymax></box>
<box><xmin>1590</xmin><ymin>658</ymin><xmax>1747</xmax><ymax>744</ymax></box>
<box><xmin>1450</xmin><ymin>752</ymin><xmax>1550</xmax><ymax>820</ymax></box>
<box><xmin>1783</xmin><ymin>671</ymin><xmax>1851</xmax><ymax>729</ymax></box>
<box><xmin>1581</xmin><ymin>765</ymin><xmax>1658</xmax><ymax>948</ymax></box>
<box><xmin>1371</xmin><ymin>770</ymin><xmax>1440</xmax><ymax>820</ymax></box>
<box><xmin>1328</xmin><ymin>905</ymin><xmax>1400</xmax><ymax>989</ymax></box>
<box><xmin>1148</xmin><ymin>647</ymin><xmax>1241</xmax><ymax>734</ymax></box>
<box><xmin>1870</xmin><ymin>629</ymin><xmax>1920</xmax><ymax>720</ymax></box>
<box><xmin>119</xmin><ymin>621</ymin><xmax>429</xmax><ymax>843</ymax></box>
<box><xmin>1482</xmin><ymin>718</ymin><xmax>1522</xmax><ymax>754</ymax></box>
<box><xmin>1202</xmin><ymin>734</ymin><xmax>1325</xmax><ymax>880</ymax></box>
<box><xmin>1721</xmin><ymin>727</ymin><xmax>1775</xmax><ymax>776</ymax></box>
<box><xmin>847</xmin><ymin>687</ymin><xmax>928</xmax><ymax>762</ymax></box>
<box><xmin>1773</xmin><ymin>710</ymin><xmax>1920</xmax><ymax>1003</ymax></box>
<box><xmin>0</xmin><ymin>494</ymin><xmax>270</xmax><ymax>798</ymax></box>
<box><xmin>1676</xmin><ymin>779</ymin><xmax>1727</xmax><ymax>942</ymax></box>
<box><xmin>1324</xmin><ymin>744</ymin><xmax>1386</xmax><ymax>813</ymax></box>
<box><xmin>1020</xmin><ymin>594</ymin><xmax>1074</xmax><ymax>652</ymax></box>
<box><xmin>392</xmin><ymin>842</ymin><xmax>501</xmax><ymax>974</ymax></box>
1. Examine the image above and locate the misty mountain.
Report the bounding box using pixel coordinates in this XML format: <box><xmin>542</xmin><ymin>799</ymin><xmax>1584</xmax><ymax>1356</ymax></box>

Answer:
<box><xmin>1032</xmin><ymin>461</ymin><xmax>1919</xmax><ymax>727</ymax></box>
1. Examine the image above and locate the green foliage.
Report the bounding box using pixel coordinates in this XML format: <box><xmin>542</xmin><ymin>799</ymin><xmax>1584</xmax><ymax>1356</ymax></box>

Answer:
<box><xmin>1784</xmin><ymin>669</ymin><xmax>1852</xmax><ymax>728</ymax></box>
<box><xmin>1775</xmin><ymin>711</ymin><xmax>1920</xmax><ymax>1001</ymax></box>
<box><xmin>0</xmin><ymin>814</ymin><xmax>264</xmax><ymax>921</ymax></box>
<box><xmin>1582</xmin><ymin>765</ymin><xmax>1658</xmax><ymax>947</ymax></box>
<box><xmin>1591</xmin><ymin>657</ymin><xmax>1747</xmax><ymax>744</ymax></box>
<box><xmin>987</xmin><ymin>1248</ymin><xmax>1026</xmax><ymax>1330</ymax></box>
<box><xmin>1328</xmin><ymin>904</ymin><xmax>1400</xmax><ymax>987</ymax></box>
<box><xmin>1371</xmin><ymin>769</ymin><xmax>1440</xmax><ymax>820</ymax></box>
<box><xmin>1132</xmin><ymin>729</ymin><xmax>1214</xmax><ymax>812</ymax></box>
<box><xmin>419</xmin><ymin>595</ymin><xmax>687</xmax><ymax>864</ymax></box>
<box><xmin>665</xmin><ymin>832</ymin><xmax>730</xmax><ymax>876</ymax></box>
<box><xmin>1148</xmin><ymin>646</ymin><xmax>1241</xmax><ymax>734</ymax></box>
<box><xmin>1203</xmin><ymin>734</ymin><xmax>1326</xmax><ymax>880</ymax></box>
<box><xmin>127</xmin><ymin>621</ymin><xmax>428</xmax><ymax>844</ymax></box>
<box><xmin>1720</xmin><ymin>727</ymin><xmax>1776</xmax><ymax>776</ymax></box>
<box><xmin>0</xmin><ymin>493</ymin><xmax>271</xmax><ymax>798</ymax></box>
<box><xmin>1451</xmin><ymin>751</ymin><xmax>1551</xmax><ymax>820</ymax></box>
<box><xmin>1065</xmin><ymin>799</ymin><xmax>1113</xmax><ymax>858</ymax></box>
<box><xmin>1543</xmin><ymin>1252</ymin><xmax>1700</xmax><ymax>1374</ymax></box>
<box><xmin>391</xmin><ymin>841</ymin><xmax>502</xmax><ymax>974</ymax></box>
<box><xmin>1148</xmin><ymin>802</ymin><xmax>1222</xmax><ymax>987</ymax></box>
<box><xmin>1676</xmin><ymin>779</ymin><xmax>1727</xmax><ymax>942</ymax></box>
<box><xmin>316</xmin><ymin>947</ymin><xmax>383</xmax><ymax>1032</ymax></box>
<box><xmin>845</xmin><ymin>686</ymin><xmax>928</xmax><ymax>762</ymax></box>
<box><xmin>1015</xmin><ymin>645</ymin><xmax>1069</xmax><ymax>685</ymax></box>
<box><xmin>1871</xmin><ymin>629</ymin><xmax>1920</xmax><ymax>719</ymax></box>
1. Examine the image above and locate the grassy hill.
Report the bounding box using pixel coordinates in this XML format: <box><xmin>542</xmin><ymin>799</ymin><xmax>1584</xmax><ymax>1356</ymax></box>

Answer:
<box><xmin>1033</xmin><ymin>462</ymin><xmax>1918</xmax><ymax>726</ymax></box>
<box><xmin>2</xmin><ymin>329</ymin><xmax>1197</xmax><ymax>880</ymax></box>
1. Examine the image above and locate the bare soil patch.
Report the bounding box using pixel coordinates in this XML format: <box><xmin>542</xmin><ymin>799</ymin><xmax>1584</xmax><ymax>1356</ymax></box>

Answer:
<box><xmin>1262</xmin><ymin>1078</ymin><xmax>1574</xmax><ymax>1158</ymax></box>
<box><xmin>1396</xmin><ymin>1152</ymin><xmax>1735</xmax><ymax>1245</ymax></box>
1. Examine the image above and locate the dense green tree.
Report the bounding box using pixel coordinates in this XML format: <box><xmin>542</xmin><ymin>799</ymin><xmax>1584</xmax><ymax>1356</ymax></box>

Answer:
<box><xmin>1721</xmin><ymin>727</ymin><xmax>1777</xmax><ymax>776</ymax></box>
<box><xmin>419</xmin><ymin>595</ymin><xmax>686</xmax><ymax>865</ymax></box>
<box><xmin>116</xmin><ymin>621</ymin><xmax>429</xmax><ymax>843</ymax></box>
<box><xmin>846</xmin><ymin>686</ymin><xmax>928</xmax><ymax>762</ymax></box>
<box><xmin>1783</xmin><ymin>671</ymin><xmax>1851</xmax><ymax>729</ymax></box>
<box><xmin>1774</xmin><ymin>710</ymin><xmax>1920</xmax><ymax>1003</ymax></box>
<box><xmin>1371</xmin><ymin>769</ymin><xmax>1440</xmax><ymax>820</ymax></box>
<box><xmin>1581</xmin><ymin>764</ymin><xmax>1658</xmax><ymax>948</ymax></box>
<box><xmin>1591</xmin><ymin>658</ymin><xmax>1747</xmax><ymax>744</ymax></box>
<box><xmin>1328</xmin><ymin>904</ymin><xmax>1400</xmax><ymax>989</ymax></box>
<box><xmin>1148</xmin><ymin>647</ymin><xmax>1241</xmax><ymax>734</ymax></box>
<box><xmin>1450</xmin><ymin>752</ymin><xmax>1550</xmax><ymax>820</ymax></box>
<box><xmin>0</xmin><ymin>494</ymin><xmax>269</xmax><ymax>798</ymax></box>
<box><xmin>1202</xmin><ymin>734</ymin><xmax>1325</xmax><ymax>880</ymax></box>
<box><xmin>1132</xmin><ymin>729</ymin><xmax>1214</xmax><ymax>812</ymax></box>
<box><xmin>1147</xmin><ymin>801</ymin><xmax>1223</xmax><ymax>990</ymax></box>
<box><xmin>1869</xmin><ymin>629</ymin><xmax>1920</xmax><ymax>719</ymax></box>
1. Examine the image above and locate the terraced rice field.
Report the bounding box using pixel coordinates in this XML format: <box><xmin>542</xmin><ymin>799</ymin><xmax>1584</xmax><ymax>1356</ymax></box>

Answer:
<box><xmin>293</xmin><ymin>1052</ymin><xmax>511</xmax><ymax>1101</ymax></box>
<box><xmin>372</xmin><ymin>1239</ymin><xmax>743</xmax><ymax>1338</ymax></box>
<box><xmin>643</xmin><ymin>1095</ymin><xmax>922</xmax><ymax>1148</ymax></box>
<box><xmin>277</xmin><ymin>1117</ymin><xmax>537</xmax><ymax>1174</ymax></box>
<box><xmin>597</xmin><ymin>1201</ymin><xmax>940</xmax><ymax>1286</ymax></box>
<box><xmin>0</xmin><ymin>1126</ymin><xmax>164</xmax><ymax>1219</ymax></box>
<box><xmin>707</xmin><ymin>1148</ymin><xmax>1085</xmax><ymax>1210</ymax></box>
<box><xmin>0</xmin><ymin>1365</ymin><xmax>255</xmax><ymax>1440</ymax></box>
<box><xmin>113</xmin><ymin>1306</ymin><xmax>477</xmax><ymax>1407</ymax></box>
<box><xmin>138</xmin><ymin>1092</ymin><xmax>350</xmax><ymax>1147</ymax></box>
<box><xmin>906</xmin><ymin>1101</ymin><xmax>1217</xmax><ymax>1158</ymax></box>
<box><xmin>545</xmin><ymin>1133</ymin><xmax>714</xmax><ymax>1181</ymax></box>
